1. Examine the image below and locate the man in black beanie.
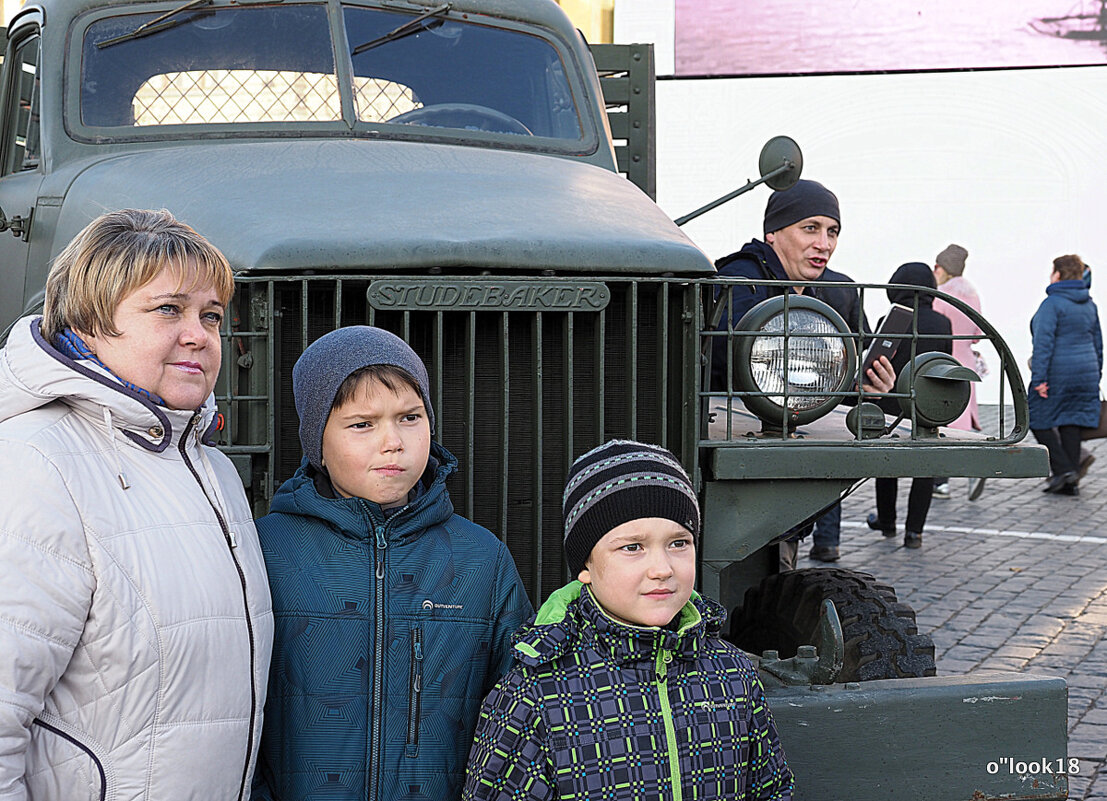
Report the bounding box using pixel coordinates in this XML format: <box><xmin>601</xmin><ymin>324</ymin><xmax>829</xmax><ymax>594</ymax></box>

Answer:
<box><xmin>711</xmin><ymin>179</ymin><xmax>894</xmax><ymax>567</ymax></box>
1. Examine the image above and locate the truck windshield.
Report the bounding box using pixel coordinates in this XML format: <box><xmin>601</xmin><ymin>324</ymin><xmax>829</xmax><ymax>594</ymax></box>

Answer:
<box><xmin>79</xmin><ymin>3</ymin><xmax>583</xmax><ymax>142</ymax></box>
<box><xmin>343</xmin><ymin>6</ymin><xmax>581</xmax><ymax>139</ymax></box>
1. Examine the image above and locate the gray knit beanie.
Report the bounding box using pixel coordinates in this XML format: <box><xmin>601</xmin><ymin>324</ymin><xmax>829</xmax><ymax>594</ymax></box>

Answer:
<box><xmin>935</xmin><ymin>244</ymin><xmax>968</xmax><ymax>277</ymax></box>
<box><xmin>292</xmin><ymin>326</ymin><xmax>435</xmax><ymax>471</ymax></box>
<box><xmin>763</xmin><ymin>179</ymin><xmax>841</xmax><ymax>236</ymax></box>
<box><xmin>562</xmin><ymin>440</ymin><xmax>700</xmax><ymax>575</ymax></box>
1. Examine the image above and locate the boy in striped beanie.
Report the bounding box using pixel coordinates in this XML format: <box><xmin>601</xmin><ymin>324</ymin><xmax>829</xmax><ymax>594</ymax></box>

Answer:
<box><xmin>464</xmin><ymin>440</ymin><xmax>793</xmax><ymax>801</ymax></box>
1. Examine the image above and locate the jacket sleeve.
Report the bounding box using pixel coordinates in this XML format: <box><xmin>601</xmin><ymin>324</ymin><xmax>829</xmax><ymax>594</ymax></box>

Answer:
<box><xmin>744</xmin><ymin>671</ymin><xmax>795</xmax><ymax>801</ymax></box>
<box><xmin>1094</xmin><ymin>306</ymin><xmax>1103</xmax><ymax>377</ymax></box>
<box><xmin>463</xmin><ymin>670</ymin><xmax>554</xmax><ymax>801</ymax></box>
<box><xmin>937</xmin><ymin>314</ymin><xmax>953</xmax><ymax>356</ymax></box>
<box><xmin>486</xmin><ymin>545</ymin><xmax>534</xmax><ymax>690</ymax></box>
<box><xmin>0</xmin><ymin>443</ymin><xmax>94</xmax><ymax>801</ymax></box>
<box><xmin>1029</xmin><ymin>300</ymin><xmax>1058</xmax><ymax>387</ymax></box>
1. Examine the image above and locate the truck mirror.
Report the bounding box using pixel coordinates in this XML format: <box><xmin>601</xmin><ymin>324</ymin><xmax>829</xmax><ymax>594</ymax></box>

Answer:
<box><xmin>674</xmin><ymin>135</ymin><xmax>803</xmax><ymax>226</ymax></box>
<box><xmin>759</xmin><ymin>135</ymin><xmax>803</xmax><ymax>191</ymax></box>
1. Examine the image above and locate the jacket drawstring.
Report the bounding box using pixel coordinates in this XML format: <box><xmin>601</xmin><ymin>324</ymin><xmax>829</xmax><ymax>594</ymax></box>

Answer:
<box><xmin>103</xmin><ymin>407</ymin><xmax>130</xmax><ymax>490</ymax></box>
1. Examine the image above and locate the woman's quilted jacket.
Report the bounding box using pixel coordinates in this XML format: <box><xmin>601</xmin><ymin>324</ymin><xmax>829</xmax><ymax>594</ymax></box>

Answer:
<box><xmin>0</xmin><ymin>316</ymin><xmax>273</xmax><ymax>801</ymax></box>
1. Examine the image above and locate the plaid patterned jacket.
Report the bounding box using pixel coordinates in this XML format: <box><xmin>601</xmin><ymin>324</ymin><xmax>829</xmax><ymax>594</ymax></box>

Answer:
<box><xmin>463</xmin><ymin>582</ymin><xmax>793</xmax><ymax>801</ymax></box>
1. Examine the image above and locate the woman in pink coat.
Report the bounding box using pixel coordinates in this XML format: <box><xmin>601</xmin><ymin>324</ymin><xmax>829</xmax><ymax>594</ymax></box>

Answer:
<box><xmin>931</xmin><ymin>244</ymin><xmax>985</xmax><ymax>499</ymax></box>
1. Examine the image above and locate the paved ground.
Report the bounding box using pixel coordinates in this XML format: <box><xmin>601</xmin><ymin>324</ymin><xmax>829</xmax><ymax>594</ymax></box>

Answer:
<box><xmin>810</xmin><ymin>409</ymin><xmax>1107</xmax><ymax>799</ymax></box>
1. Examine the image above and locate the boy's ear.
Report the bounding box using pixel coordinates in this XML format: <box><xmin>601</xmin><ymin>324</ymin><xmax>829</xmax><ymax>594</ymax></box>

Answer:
<box><xmin>577</xmin><ymin>566</ymin><xmax>592</xmax><ymax>585</ymax></box>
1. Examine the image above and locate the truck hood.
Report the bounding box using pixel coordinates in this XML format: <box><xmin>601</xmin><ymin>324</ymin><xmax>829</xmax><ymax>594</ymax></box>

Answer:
<box><xmin>52</xmin><ymin>140</ymin><xmax>712</xmax><ymax>275</ymax></box>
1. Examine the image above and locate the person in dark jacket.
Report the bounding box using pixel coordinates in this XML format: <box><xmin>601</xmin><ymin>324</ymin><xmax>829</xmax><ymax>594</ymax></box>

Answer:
<box><xmin>1029</xmin><ymin>254</ymin><xmax>1103</xmax><ymax>495</ymax></box>
<box><xmin>864</xmin><ymin>262</ymin><xmax>952</xmax><ymax>549</ymax></box>
<box><xmin>463</xmin><ymin>440</ymin><xmax>793</xmax><ymax>801</ymax></box>
<box><xmin>253</xmin><ymin>326</ymin><xmax>532</xmax><ymax>801</ymax></box>
<box><xmin>712</xmin><ymin>179</ymin><xmax>894</xmax><ymax>566</ymax></box>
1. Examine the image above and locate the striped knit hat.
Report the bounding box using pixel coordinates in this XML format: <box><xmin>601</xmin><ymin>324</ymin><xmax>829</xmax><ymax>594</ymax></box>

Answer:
<box><xmin>562</xmin><ymin>440</ymin><xmax>700</xmax><ymax>575</ymax></box>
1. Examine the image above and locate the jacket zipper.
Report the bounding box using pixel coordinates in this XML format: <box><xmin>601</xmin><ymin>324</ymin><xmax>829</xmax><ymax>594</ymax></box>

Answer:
<box><xmin>655</xmin><ymin>648</ymin><xmax>681</xmax><ymax>801</ymax></box>
<box><xmin>31</xmin><ymin>719</ymin><xmax>107</xmax><ymax>801</ymax></box>
<box><xmin>405</xmin><ymin>624</ymin><xmax>424</xmax><ymax>757</ymax></box>
<box><xmin>369</xmin><ymin>523</ymin><xmax>388</xmax><ymax>801</ymax></box>
<box><xmin>179</xmin><ymin>412</ymin><xmax>257</xmax><ymax>801</ymax></box>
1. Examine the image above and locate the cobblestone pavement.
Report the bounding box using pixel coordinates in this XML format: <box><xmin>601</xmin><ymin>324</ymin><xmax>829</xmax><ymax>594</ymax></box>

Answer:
<box><xmin>811</xmin><ymin>410</ymin><xmax>1107</xmax><ymax>799</ymax></box>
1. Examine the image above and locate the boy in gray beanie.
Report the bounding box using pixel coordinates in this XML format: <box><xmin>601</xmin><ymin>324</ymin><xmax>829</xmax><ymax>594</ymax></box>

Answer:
<box><xmin>254</xmin><ymin>326</ymin><xmax>531</xmax><ymax>801</ymax></box>
<box><xmin>465</xmin><ymin>439</ymin><xmax>793</xmax><ymax>801</ymax></box>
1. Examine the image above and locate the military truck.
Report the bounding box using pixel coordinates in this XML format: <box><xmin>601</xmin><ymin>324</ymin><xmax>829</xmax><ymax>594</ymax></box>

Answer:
<box><xmin>0</xmin><ymin>0</ymin><xmax>1068</xmax><ymax>797</ymax></box>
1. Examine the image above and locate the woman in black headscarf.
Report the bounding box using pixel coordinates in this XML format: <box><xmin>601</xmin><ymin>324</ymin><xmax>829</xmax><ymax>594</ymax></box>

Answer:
<box><xmin>865</xmin><ymin>262</ymin><xmax>952</xmax><ymax>549</ymax></box>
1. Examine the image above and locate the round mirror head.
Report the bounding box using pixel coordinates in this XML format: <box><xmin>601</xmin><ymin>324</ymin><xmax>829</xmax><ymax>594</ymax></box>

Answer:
<box><xmin>759</xmin><ymin>136</ymin><xmax>803</xmax><ymax>191</ymax></box>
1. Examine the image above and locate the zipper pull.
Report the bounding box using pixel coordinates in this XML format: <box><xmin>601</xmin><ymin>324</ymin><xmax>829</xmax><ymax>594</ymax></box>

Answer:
<box><xmin>414</xmin><ymin>640</ymin><xmax>424</xmax><ymax>662</ymax></box>
<box><xmin>656</xmin><ymin>649</ymin><xmax>672</xmax><ymax>681</ymax></box>
<box><xmin>375</xmin><ymin>526</ymin><xmax>387</xmax><ymax>579</ymax></box>
<box><xmin>229</xmin><ymin>528</ymin><xmax>238</xmax><ymax>548</ymax></box>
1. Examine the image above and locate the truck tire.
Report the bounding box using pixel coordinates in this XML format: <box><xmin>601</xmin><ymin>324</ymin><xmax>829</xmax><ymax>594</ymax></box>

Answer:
<box><xmin>728</xmin><ymin>567</ymin><xmax>937</xmax><ymax>681</ymax></box>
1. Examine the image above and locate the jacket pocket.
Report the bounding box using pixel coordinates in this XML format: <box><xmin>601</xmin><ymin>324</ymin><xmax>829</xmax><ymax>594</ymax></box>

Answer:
<box><xmin>30</xmin><ymin>718</ymin><xmax>108</xmax><ymax>801</ymax></box>
<box><xmin>405</xmin><ymin>623</ymin><xmax>424</xmax><ymax>758</ymax></box>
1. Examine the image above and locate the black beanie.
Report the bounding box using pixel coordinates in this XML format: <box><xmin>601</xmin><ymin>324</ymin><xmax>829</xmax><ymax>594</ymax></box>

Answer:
<box><xmin>763</xmin><ymin>179</ymin><xmax>841</xmax><ymax>236</ymax></box>
<box><xmin>562</xmin><ymin>440</ymin><xmax>700</xmax><ymax>575</ymax></box>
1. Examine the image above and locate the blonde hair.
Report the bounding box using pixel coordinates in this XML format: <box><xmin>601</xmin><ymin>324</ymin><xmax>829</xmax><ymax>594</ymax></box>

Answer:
<box><xmin>42</xmin><ymin>209</ymin><xmax>234</xmax><ymax>341</ymax></box>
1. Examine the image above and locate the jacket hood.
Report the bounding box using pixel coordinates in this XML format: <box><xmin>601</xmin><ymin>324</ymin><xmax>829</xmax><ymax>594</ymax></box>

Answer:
<box><xmin>267</xmin><ymin>439</ymin><xmax>458</xmax><ymax>541</ymax></box>
<box><xmin>886</xmin><ymin>262</ymin><xmax>937</xmax><ymax>307</ymax></box>
<box><xmin>715</xmin><ymin>239</ymin><xmax>784</xmax><ymax>279</ymax></box>
<box><xmin>52</xmin><ymin>140</ymin><xmax>712</xmax><ymax>277</ymax></box>
<box><xmin>0</xmin><ymin>316</ymin><xmax>217</xmax><ymax>452</ymax></box>
<box><xmin>511</xmin><ymin>580</ymin><xmax>725</xmax><ymax>668</ymax></box>
<box><xmin>1046</xmin><ymin>280</ymin><xmax>1092</xmax><ymax>303</ymax></box>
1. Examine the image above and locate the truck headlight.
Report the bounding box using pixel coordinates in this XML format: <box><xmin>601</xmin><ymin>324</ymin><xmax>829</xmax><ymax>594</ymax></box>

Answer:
<box><xmin>896</xmin><ymin>352</ymin><xmax>979</xmax><ymax>430</ymax></box>
<box><xmin>731</xmin><ymin>295</ymin><xmax>857</xmax><ymax>428</ymax></box>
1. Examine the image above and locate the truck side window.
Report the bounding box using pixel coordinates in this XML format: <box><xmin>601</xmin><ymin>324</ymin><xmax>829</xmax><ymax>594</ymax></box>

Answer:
<box><xmin>3</xmin><ymin>33</ymin><xmax>41</xmax><ymax>174</ymax></box>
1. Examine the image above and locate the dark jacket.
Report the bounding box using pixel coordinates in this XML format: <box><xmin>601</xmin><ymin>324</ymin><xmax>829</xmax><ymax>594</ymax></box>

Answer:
<box><xmin>1028</xmin><ymin>279</ymin><xmax>1103</xmax><ymax>429</ymax></box>
<box><xmin>712</xmin><ymin>239</ymin><xmax>868</xmax><ymax>391</ymax></box>
<box><xmin>253</xmin><ymin>441</ymin><xmax>532</xmax><ymax>801</ymax></box>
<box><xmin>463</xmin><ymin>582</ymin><xmax>793</xmax><ymax>801</ymax></box>
<box><xmin>877</xmin><ymin>261</ymin><xmax>953</xmax><ymax>415</ymax></box>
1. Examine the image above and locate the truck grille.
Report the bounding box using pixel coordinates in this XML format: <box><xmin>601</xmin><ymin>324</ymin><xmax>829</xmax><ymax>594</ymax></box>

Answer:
<box><xmin>218</xmin><ymin>276</ymin><xmax>697</xmax><ymax>603</ymax></box>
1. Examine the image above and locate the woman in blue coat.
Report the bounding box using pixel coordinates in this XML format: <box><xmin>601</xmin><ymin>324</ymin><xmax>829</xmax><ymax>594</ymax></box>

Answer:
<box><xmin>1029</xmin><ymin>254</ymin><xmax>1103</xmax><ymax>495</ymax></box>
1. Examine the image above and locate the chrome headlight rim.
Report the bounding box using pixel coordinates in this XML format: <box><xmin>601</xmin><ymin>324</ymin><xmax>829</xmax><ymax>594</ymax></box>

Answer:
<box><xmin>731</xmin><ymin>294</ymin><xmax>858</xmax><ymax>428</ymax></box>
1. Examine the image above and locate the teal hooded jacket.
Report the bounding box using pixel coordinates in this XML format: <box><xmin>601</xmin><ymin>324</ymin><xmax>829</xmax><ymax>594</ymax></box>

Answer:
<box><xmin>252</xmin><ymin>442</ymin><xmax>532</xmax><ymax>801</ymax></box>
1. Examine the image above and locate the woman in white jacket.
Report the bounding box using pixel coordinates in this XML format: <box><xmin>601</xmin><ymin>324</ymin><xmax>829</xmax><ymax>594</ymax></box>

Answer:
<box><xmin>0</xmin><ymin>209</ymin><xmax>273</xmax><ymax>801</ymax></box>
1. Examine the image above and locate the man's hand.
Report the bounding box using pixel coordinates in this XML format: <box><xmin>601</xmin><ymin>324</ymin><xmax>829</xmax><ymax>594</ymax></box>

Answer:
<box><xmin>862</xmin><ymin>355</ymin><xmax>895</xmax><ymax>394</ymax></box>
<box><xmin>1034</xmin><ymin>382</ymin><xmax>1049</xmax><ymax>399</ymax></box>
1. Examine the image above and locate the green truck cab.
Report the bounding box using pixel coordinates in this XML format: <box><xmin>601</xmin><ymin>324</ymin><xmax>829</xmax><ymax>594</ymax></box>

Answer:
<box><xmin>0</xmin><ymin>0</ymin><xmax>1066</xmax><ymax>797</ymax></box>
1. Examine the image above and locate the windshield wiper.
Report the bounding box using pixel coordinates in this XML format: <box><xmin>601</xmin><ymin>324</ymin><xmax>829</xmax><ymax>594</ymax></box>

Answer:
<box><xmin>97</xmin><ymin>0</ymin><xmax>214</xmax><ymax>49</ymax></box>
<box><xmin>351</xmin><ymin>3</ymin><xmax>450</xmax><ymax>57</ymax></box>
